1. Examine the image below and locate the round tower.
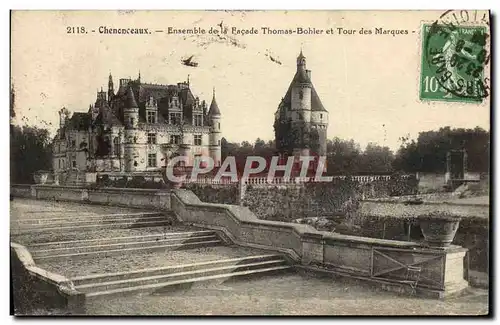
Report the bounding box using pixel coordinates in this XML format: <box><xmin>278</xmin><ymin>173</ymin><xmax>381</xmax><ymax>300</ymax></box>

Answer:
<box><xmin>208</xmin><ymin>88</ymin><xmax>222</xmax><ymax>167</ymax></box>
<box><xmin>291</xmin><ymin>50</ymin><xmax>312</xmax><ymax>123</ymax></box>
<box><xmin>123</xmin><ymin>87</ymin><xmax>141</xmax><ymax>171</ymax></box>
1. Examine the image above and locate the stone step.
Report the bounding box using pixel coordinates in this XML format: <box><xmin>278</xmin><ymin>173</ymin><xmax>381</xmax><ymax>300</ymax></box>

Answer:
<box><xmin>11</xmin><ymin>219</ymin><xmax>176</xmax><ymax>234</ymax></box>
<box><xmin>85</xmin><ymin>265</ymin><xmax>292</xmax><ymax>298</ymax></box>
<box><xmin>28</xmin><ymin>230</ymin><xmax>216</xmax><ymax>249</ymax></box>
<box><xmin>34</xmin><ymin>239</ymin><xmax>223</xmax><ymax>261</ymax></box>
<box><xmin>72</xmin><ymin>254</ymin><xmax>283</xmax><ymax>286</ymax></box>
<box><xmin>12</xmin><ymin>212</ymin><xmax>164</xmax><ymax>224</ymax></box>
<box><xmin>31</xmin><ymin>234</ymin><xmax>219</xmax><ymax>257</ymax></box>
<box><xmin>13</xmin><ymin>215</ymin><xmax>168</xmax><ymax>228</ymax></box>
<box><xmin>76</xmin><ymin>259</ymin><xmax>287</xmax><ymax>293</ymax></box>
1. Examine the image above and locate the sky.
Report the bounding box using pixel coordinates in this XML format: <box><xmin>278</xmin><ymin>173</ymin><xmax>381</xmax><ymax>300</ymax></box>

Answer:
<box><xmin>11</xmin><ymin>10</ymin><xmax>490</xmax><ymax>151</ymax></box>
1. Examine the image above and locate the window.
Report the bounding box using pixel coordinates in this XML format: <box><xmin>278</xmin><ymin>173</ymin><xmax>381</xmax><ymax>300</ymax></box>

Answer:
<box><xmin>148</xmin><ymin>153</ymin><xmax>157</xmax><ymax>167</ymax></box>
<box><xmin>299</xmin><ymin>90</ymin><xmax>303</xmax><ymax>100</ymax></box>
<box><xmin>113</xmin><ymin>137</ymin><xmax>120</xmax><ymax>156</ymax></box>
<box><xmin>147</xmin><ymin>111</ymin><xmax>156</xmax><ymax>123</ymax></box>
<box><xmin>194</xmin><ymin>134</ymin><xmax>202</xmax><ymax>146</ymax></box>
<box><xmin>169</xmin><ymin>113</ymin><xmax>182</xmax><ymax>125</ymax></box>
<box><xmin>72</xmin><ymin>161</ymin><xmax>76</xmax><ymax>168</ymax></box>
<box><xmin>170</xmin><ymin>135</ymin><xmax>180</xmax><ymax>145</ymax></box>
<box><xmin>320</xmin><ymin>113</ymin><xmax>323</xmax><ymax>119</ymax></box>
<box><xmin>194</xmin><ymin>114</ymin><xmax>203</xmax><ymax>126</ymax></box>
<box><xmin>71</xmin><ymin>140</ymin><xmax>76</xmax><ymax>147</ymax></box>
<box><xmin>218</xmin><ymin>122</ymin><xmax>220</xmax><ymax>129</ymax></box>
<box><xmin>130</xmin><ymin>118</ymin><xmax>134</xmax><ymax>126</ymax></box>
<box><xmin>147</xmin><ymin>133</ymin><xmax>157</xmax><ymax>144</ymax></box>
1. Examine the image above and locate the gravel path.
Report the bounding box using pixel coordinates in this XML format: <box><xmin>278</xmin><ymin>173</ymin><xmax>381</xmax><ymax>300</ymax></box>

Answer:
<box><xmin>84</xmin><ymin>274</ymin><xmax>489</xmax><ymax>315</ymax></box>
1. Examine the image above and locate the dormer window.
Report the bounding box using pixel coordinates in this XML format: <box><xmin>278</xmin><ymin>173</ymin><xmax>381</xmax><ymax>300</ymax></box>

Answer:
<box><xmin>193</xmin><ymin>114</ymin><xmax>203</xmax><ymax>126</ymax></box>
<box><xmin>147</xmin><ymin>111</ymin><xmax>156</xmax><ymax>123</ymax></box>
<box><xmin>169</xmin><ymin>112</ymin><xmax>182</xmax><ymax>125</ymax></box>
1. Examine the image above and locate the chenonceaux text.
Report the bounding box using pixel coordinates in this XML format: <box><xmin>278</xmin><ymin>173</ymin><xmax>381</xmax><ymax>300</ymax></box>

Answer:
<box><xmin>99</xmin><ymin>26</ymin><xmax>150</xmax><ymax>34</ymax></box>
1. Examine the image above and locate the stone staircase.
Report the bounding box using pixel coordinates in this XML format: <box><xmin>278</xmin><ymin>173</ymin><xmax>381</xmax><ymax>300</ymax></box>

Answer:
<box><xmin>70</xmin><ymin>254</ymin><xmax>291</xmax><ymax>298</ymax></box>
<box><xmin>11</xmin><ymin>212</ymin><xmax>175</xmax><ymax>235</ymax></box>
<box><xmin>29</xmin><ymin>230</ymin><xmax>224</xmax><ymax>261</ymax></box>
<box><xmin>64</xmin><ymin>170</ymin><xmax>86</xmax><ymax>186</ymax></box>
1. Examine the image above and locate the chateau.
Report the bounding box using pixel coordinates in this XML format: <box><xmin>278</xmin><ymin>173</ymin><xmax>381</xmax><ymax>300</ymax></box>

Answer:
<box><xmin>52</xmin><ymin>74</ymin><xmax>222</xmax><ymax>174</ymax></box>
<box><xmin>274</xmin><ymin>50</ymin><xmax>329</xmax><ymax>162</ymax></box>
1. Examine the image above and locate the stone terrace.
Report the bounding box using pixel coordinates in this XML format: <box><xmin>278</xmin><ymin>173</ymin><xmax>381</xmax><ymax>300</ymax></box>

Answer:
<box><xmin>10</xmin><ymin>198</ymin><xmax>489</xmax><ymax>315</ymax></box>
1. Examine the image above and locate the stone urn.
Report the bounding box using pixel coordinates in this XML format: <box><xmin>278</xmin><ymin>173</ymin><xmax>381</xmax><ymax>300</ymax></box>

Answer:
<box><xmin>161</xmin><ymin>165</ymin><xmax>187</xmax><ymax>189</ymax></box>
<box><xmin>33</xmin><ymin>170</ymin><xmax>50</xmax><ymax>184</ymax></box>
<box><xmin>418</xmin><ymin>212</ymin><xmax>462</xmax><ymax>248</ymax></box>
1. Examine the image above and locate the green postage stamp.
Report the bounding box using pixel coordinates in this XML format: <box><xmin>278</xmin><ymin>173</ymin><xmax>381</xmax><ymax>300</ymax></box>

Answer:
<box><xmin>420</xmin><ymin>23</ymin><xmax>489</xmax><ymax>103</ymax></box>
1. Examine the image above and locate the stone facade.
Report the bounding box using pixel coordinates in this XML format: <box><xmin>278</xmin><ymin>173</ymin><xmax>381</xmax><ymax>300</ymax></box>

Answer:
<box><xmin>52</xmin><ymin>75</ymin><xmax>222</xmax><ymax>173</ymax></box>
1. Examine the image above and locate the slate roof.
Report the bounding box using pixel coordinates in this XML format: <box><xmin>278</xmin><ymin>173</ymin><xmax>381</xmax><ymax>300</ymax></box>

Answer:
<box><xmin>208</xmin><ymin>96</ymin><xmax>221</xmax><ymax>116</ymax></box>
<box><xmin>67</xmin><ymin>112</ymin><xmax>91</xmax><ymax>131</ymax></box>
<box><xmin>281</xmin><ymin>69</ymin><xmax>327</xmax><ymax>112</ymax></box>
<box><xmin>126</xmin><ymin>86</ymin><xmax>139</xmax><ymax>108</ymax></box>
<box><xmin>106</xmin><ymin>80</ymin><xmax>211</xmax><ymax>126</ymax></box>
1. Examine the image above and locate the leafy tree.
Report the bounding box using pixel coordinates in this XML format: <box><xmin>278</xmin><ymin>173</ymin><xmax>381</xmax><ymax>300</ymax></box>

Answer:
<box><xmin>393</xmin><ymin>127</ymin><xmax>490</xmax><ymax>173</ymax></box>
<box><xmin>10</xmin><ymin>126</ymin><xmax>53</xmax><ymax>184</ymax></box>
<box><xmin>358</xmin><ymin>143</ymin><xmax>394</xmax><ymax>173</ymax></box>
<box><xmin>326</xmin><ymin>137</ymin><xmax>362</xmax><ymax>174</ymax></box>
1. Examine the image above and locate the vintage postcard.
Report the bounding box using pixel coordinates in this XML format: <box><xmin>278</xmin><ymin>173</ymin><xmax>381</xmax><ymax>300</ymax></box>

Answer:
<box><xmin>10</xmin><ymin>10</ymin><xmax>490</xmax><ymax>316</ymax></box>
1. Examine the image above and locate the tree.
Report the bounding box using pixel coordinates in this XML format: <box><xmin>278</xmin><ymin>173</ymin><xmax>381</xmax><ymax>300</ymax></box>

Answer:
<box><xmin>393</xmin><ymin>127</ymin><xmax>490</xmax><ymax>173</ymax></box>
<box><xmin>326</xmin><ymin>137</ymin><xmax>362</xmax><ymax>174</ymax></box>
<box><xmin>10</xmin><ymin>85</ymin><xmax>15</xmax><ymax>121</ymax></box>
<box><xmin>10</xmin><ymin>126</ymin><xmax>53</xmax><ymax>184</ymax></box>
<box><xmin>358</xmin><ymin>143</ymin><xmax>394</xmax><ymax>173</ymax></box>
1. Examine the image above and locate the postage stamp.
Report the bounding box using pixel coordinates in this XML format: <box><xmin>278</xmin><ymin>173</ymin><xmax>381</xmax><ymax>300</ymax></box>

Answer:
<box><xmin>420</xmin><ymin>11</ymin><xmax>490</xmax><ymax>102</ymax></box>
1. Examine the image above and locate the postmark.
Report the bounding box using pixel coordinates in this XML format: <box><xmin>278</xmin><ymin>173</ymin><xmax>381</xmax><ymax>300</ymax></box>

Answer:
<box><xmin>420</xmin><ymin>10</ymin><xmax>490</xmax><ymax>103</ymax></box>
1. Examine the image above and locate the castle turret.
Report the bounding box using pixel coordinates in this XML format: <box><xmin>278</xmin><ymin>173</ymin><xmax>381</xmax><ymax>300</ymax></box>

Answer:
<box><xmin>123</xmin><ymin>87</ymin><xmax>141</xmax><ymax>171</ymax></box>
<box><xmin>208</xmin><ymin>88</ymin><xmax>222</xmax><ymax>167</ymax></box>
<box><xmin>274</xmin><ymin>50</ymin><xmax>329</xmax><ymax>173</ymax></box>
<box><xmin>108</xmin><ymin>73</ymin><xmax>114</xmax><ymax>103</ymax></box>
<box><xmin>292</xmin><ymin>50</ymin><xmax>312</xmax><ymax>124</ymax></box>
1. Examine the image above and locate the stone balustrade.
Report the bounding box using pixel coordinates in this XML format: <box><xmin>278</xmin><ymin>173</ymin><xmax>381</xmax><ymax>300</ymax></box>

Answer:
<box><xmin>11</xmin><ymin>184</ymin><xmax>468</xmax><ymax>298</ymax></box>
<box><xmin>170</xmin><ymin>189</ymin><xmax>468</xmax><ymax>298</ymax></box>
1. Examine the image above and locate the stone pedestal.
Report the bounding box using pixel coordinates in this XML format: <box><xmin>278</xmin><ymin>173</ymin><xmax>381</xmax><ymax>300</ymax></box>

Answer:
<box><xmin>441</xmin><ymin>246</ymin><xmax>469</xmax><ymax>297</ymax></box>
<box><xmin>301</xmin><ymin>232</ymin><xmax>323</xmax><ymax>265</ymax></box>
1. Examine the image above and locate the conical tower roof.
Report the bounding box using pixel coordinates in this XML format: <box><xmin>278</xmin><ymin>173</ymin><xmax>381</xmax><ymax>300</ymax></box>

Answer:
<box><xmin>126</xmin><ymin>86</ymin><xmax>139</xmax><ymax>108</ymax></box>
<box><xmin>208</xmin><ymin>87</ymin><xmax>221</xmax><ymax>116</ymax></box>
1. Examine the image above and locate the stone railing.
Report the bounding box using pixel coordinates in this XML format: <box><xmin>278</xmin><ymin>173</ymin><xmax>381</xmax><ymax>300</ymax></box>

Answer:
<box><xmin>11</xmin><ymin>242</ymin><xmax>84</xmax><ymax>314</ymax></box>
<box><xmin>11</xmin><ymin>184</ymin><xmax>32</xmax><ymax>198</ymax></box>
<box><xmin>186</xmin><ymin>174</ymin><xmax>413</xmax><ymax>186</ymax></box>
<box><xmin>13</xmin><ymin>184</ymin><xmax>171</xmax><ymax>210</ymax></box>
<box><xmin>170</xmin><ymin>189</ymin><xmax>468</xmax><ymax>298</ymax></box>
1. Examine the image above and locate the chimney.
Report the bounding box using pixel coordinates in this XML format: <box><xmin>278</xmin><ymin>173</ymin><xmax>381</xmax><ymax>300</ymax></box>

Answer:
<box><xmin>59</xmin><ymin>107</ymin><xmax>69</xmax><ymax>129</ymax></box>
